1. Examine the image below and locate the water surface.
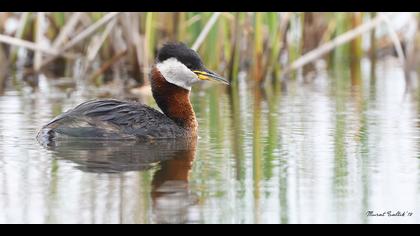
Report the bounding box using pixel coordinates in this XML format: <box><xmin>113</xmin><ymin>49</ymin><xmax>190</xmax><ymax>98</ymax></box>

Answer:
<box><xmin>0</xmin><ymin>58</ymin><xmax>420</xmax><ymax>223</ymax></box>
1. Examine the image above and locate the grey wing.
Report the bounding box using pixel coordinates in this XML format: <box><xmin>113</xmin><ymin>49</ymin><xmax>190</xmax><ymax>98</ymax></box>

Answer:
<box><xmin>38</xmin><ymin>99</ymin><xmax>181</xmax><ymax>142</ymax></box>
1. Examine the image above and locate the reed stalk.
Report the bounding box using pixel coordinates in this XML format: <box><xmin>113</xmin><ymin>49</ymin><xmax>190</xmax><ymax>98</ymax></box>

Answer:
<box><xmin>351</xmin><ymin>12</ymin><xmax>363</xmax><ymax>61</ymax></box>
<box><xmin>253</xmin><ymin>12</ymin><xmax>264</xmax><ymax>84</ymax></box>
<box><xmin>350</xmin><ymin>13</ymin><xmax>362</xmax><ymax>87</ymax></box>
<box><xmin>52</xmin><ymin>12</ymin><xmax>83</xmax><ymax>50</ymax></box>
<box><xmin>34</xmin><ymin>12</ymin><xmax>45</xmax><ymax>71</ymax></box>
<box><xmin>266</xmin><ymin>12</ymin><xmax>282</xmax><ymax>81</ymax></box>
<box><xmin>39</xmin><ymin>12</ymin><xmax>121</xmax><ymax>71</ymax></box>
<box><xmin>10</xmin><ymin>12</ymin><xmax>30</xmax><ymax>64</ymax></box>
<box><xmin>0</xmin><ymin>44</ymin><xmax>7</xmax><ymax>94</ymax></box>
<box><xmin>0</xmin><ymin>33</ymin><xmax>74</xmax><ymax>57</ymax></box>
<box><xmin>177</xmin><ymin>12</ymin><xmax>187</xmax><ymax>41</ymax></box>
<box><xmin>87</xmin><ymin>18</ymin><xmax>117</xmax><ymax>64</ymax></box>
<box><xmin>227</xmin><ymin>13</ymin><xmax>240</xmax><ymax>83</ymax></box>
<box><xmin>379</xmin><ymin>13</ymin><xmax>407</xmax><ymax>67</ymax></box>
<box><xmin>282</xmin><ymin>13</ymin><xmax>397</xmax><ymax>76</ymax></box>
<box><xmin>192</xmin><ymin>12</ymin><xmax>221</xmax><ymax>51</ymax></box>
<box><xmin>89</xmin><ymin>49</ymin><xmax>127</xmax><ymax>83</ymax></box>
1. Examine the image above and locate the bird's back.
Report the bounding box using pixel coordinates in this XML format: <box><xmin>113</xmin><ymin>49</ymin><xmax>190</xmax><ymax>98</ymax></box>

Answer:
<box><xmin>37</xmin><ymin>99</ymin><xmax>190</xmax><ymax>146</ymax></box>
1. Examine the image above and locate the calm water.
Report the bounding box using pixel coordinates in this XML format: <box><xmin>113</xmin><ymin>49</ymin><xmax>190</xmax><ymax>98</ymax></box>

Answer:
<box><xmin>0</xmin><ymin>58</ymin><xmax>420</xmax><ymax>224</ymax></box>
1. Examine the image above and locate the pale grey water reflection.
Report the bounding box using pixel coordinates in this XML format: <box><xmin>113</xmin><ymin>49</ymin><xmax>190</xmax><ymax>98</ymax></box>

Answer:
<box><xmin>0</xmin><ymin>58</ymin><xmax>420</xmax><ymax>223</ymax></box>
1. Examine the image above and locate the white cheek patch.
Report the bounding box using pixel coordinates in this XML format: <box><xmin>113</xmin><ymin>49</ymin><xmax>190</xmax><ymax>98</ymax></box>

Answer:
<box><xmin>156</xmin><ymin>58</ymin><xmax>199</xmax><ymax>91</ymax></box>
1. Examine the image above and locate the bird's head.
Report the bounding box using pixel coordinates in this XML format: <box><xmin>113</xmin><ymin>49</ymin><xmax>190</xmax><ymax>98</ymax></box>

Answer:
<box><xmin>155</xmin><ymin>42</ymin><xmax>229</xmax><ymax>91</ymax></box>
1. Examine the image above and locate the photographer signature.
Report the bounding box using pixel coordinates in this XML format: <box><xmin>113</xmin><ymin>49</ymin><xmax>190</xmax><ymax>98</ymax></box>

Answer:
<box><xmin>366</xmin><ymin>211</ymin><xmax>414</xmax><ymax>217</ymax></box>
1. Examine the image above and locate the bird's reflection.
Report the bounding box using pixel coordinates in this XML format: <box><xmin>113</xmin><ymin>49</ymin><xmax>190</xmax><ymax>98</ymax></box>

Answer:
<box><xmin>43</xmin><ymin>137</ymin><xmax>198</xmax><ymax>224</ymax></box>
<box><xmin>151</xmin><ymin>139</ymin><xmax>198</xmax><ymax>224</ymax></box>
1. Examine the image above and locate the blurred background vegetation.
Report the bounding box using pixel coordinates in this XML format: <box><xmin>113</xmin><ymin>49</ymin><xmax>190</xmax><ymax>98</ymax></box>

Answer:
<box><xmin>0</xmin><ymin>12</ymin><xmax>418</xmax><ymax>96</ymax></box>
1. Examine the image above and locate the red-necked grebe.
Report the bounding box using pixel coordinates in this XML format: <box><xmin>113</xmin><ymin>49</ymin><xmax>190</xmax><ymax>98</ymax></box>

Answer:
<box><xmin>37</xmin><ymin>42</ymin><xmax>229</xmax><ymax>144</ymax></box>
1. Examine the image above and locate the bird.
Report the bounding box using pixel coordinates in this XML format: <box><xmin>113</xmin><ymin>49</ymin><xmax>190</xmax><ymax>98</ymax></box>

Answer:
<box><xmin>37</xmin><ymin>42</ymin><xmax>229</xmax><ymax>145</ymax></box>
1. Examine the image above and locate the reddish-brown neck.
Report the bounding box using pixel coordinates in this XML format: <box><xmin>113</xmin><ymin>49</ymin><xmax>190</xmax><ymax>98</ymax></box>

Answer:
<box><xmin>151</xmin><ymin>66</ymin><xmax>198</xmax><ymax>132</ymax></box>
